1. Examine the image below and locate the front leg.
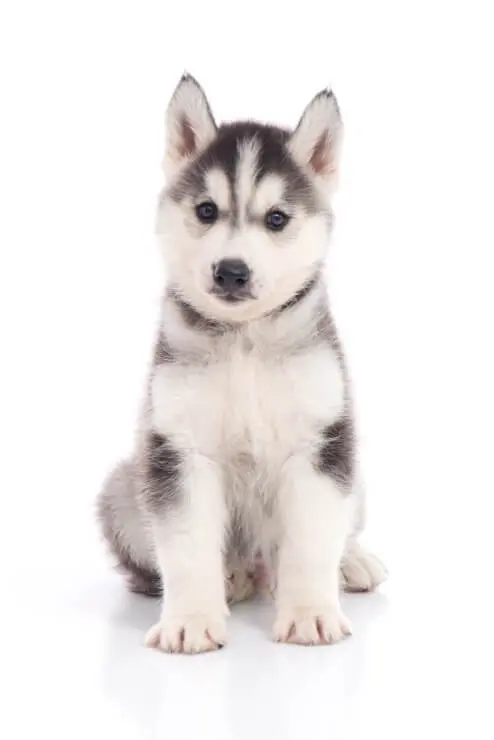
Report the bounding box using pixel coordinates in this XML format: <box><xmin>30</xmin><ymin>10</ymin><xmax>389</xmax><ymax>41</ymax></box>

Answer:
<box><xmin>144</xmin><ymin>441</ymin><xmax>228</xmax><ymax>654</ymax></box>
<box><xmin>274</xmin><ymin>451</ymin><xmax>354</xmax><ymax>646</ymax></box>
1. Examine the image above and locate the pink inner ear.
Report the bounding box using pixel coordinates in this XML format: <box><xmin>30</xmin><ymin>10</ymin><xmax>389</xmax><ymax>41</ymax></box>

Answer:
<box><xmin>178</xmin><ymin>115</ymin><xmax>196</xmax><ymax>158</ymax></box>
<box><xmin>310</xmin><ymin>129</ymin><xmax>331</xmax><ymax>175</ymax></box>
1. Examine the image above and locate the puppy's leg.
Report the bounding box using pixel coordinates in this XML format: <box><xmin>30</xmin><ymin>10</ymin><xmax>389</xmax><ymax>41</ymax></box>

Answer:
<box><xmin>340</xmin><ymin>478</ymin><xmax>387</xmax><ymax>592</ymax></box>
<box><xmin>145</xmin><ymin>453</ymin><xmax>228</xmax><ymax>654</ymax></box>
<box><xmin>274</xmin><ymin>454</ymin><xmax>353</xmax><ymax>646</ymax></box>
<box><xmin>225</xmin><ymin>562</ymin><xmax>256</xmax><ymax>605</ymax></box>
<box><xmin>340</xmin><ymin>538</ymin><xmax>388</xmax><ymax>592</ymax></box>
<box><xmin>225</xmin><ymin>555</ymin><xmax>273</xmax><ymax>604</ymax></box>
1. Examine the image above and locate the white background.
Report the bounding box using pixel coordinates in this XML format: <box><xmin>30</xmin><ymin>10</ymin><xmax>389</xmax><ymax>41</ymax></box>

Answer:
<box><xmin>1</xmin><ymin>2</ymin><xmax>493</xmax><ymax>739</ymax></box>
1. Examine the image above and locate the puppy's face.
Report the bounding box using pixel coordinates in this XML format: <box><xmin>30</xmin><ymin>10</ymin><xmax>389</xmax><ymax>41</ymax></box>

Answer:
<box><xmin>157</xmin><ymin>75</ymin><xmax>343</xmax><ymax>322</ymax></box>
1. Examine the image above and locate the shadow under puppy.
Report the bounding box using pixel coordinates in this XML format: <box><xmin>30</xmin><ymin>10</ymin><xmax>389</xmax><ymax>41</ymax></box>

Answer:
<box><xmin>98</xmin><ymin>74</ymin><xmax>387</xmax><ymax>653</ymax></box>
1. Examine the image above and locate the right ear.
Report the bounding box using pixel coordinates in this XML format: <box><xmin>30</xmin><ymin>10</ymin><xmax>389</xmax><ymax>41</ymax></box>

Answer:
<box><xmin>164</xmin><ymin>74</ymin><xmax>217</xmax><ymax>177</ymax></box>
<box><xmin>288</xmin><ymin>88</ymin><xmax>342</xmax><ymax>190</ymax></box>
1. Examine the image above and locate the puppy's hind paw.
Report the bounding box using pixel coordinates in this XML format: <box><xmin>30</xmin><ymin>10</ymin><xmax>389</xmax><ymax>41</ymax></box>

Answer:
<box><xmin>340</xmin><ymin>542</ymin><xmax>388</xmax><ymax>593</ymax></box>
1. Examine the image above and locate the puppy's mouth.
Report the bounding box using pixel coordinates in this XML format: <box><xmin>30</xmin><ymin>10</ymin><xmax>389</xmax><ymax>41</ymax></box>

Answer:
<box><xmin>209</xmin><ymin>287</ymin><xmax>256</xmax><ymax>304</ymax></box>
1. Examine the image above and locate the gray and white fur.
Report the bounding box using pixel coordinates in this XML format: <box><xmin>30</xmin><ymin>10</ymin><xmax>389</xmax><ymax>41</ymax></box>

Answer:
<box><xmin>98</xmin><ymin>74</ymin><xmax>387</xmax><ymax>653</ymax></box>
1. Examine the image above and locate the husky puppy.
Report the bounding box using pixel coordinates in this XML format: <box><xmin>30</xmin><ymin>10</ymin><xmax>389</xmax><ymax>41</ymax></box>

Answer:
<box><xmin>98</xmin><ymin>75</ymin><xmax>387</xmax><ymax>653</ymax></box>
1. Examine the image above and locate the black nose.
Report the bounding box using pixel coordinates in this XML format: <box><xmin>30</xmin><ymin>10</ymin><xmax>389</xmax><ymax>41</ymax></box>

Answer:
<box><xmin>213</xmin><ymin>259</ymin><xmax>251</xmax><ymax>294</ymax></box>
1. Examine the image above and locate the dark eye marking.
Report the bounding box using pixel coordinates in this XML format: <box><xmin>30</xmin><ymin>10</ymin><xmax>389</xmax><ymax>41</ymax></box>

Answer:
<box><xmin>196</xmin><ymin>201</ymin><xmax>218</xmax><ymax>224</ymax></box>
<box><xmin>265</xmin><ymin>209</ymin><xmax>290</xmax><ymax>231</ymax></box>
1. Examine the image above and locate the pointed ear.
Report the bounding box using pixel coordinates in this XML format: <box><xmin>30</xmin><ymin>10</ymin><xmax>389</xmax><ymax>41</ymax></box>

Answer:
<box><xmin>164</xmin><ymin>74</ymin><xmax>217</xmax><ymax>176</ymax></box>
<box><xmin>288</xmin><ymin>89</ymin><xmax>342</xmax><ymax>187</ymax></box>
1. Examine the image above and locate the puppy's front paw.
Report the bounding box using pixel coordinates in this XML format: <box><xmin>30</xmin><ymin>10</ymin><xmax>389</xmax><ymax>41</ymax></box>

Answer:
<box><xmin>340</xmin><ymin>543</ymin><xmax>388</xmax><ymax>593</ymax></box>
<box><xmin>273</xmin><ymin>605</ymin><xmax>352</xmax><ymax>646</ymax></box>
<box><xmin>145</xmin><ymin>613</ymin><xmax>227</xmax><ymax>654</ymax></box>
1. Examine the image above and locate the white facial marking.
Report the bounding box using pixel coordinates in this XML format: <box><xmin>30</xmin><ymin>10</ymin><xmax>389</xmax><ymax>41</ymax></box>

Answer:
<box><xmin>235</xmin><ymin>138</ymin><xmax>261</xmax><ymax>224</ymax></box>
<box><xmin>251</xmin><ymin>174</ymin><xmax>286</xmax><ymax>217</ymax></box>
<box><xmin>205</xmin><ymin>168</ymin><xmax>231</xmax><ymax>212</ymax></box>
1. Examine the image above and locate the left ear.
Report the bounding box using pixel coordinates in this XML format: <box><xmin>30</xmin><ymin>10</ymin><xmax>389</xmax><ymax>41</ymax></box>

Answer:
<box><xmin>288</xmin><ymin>89</ymin><xmax>342</xmax><ymax>186</ymax></box>
<box><xmin>164</xmin><ymin>73</ymin><xmax>217</xmax><ymax>177</ymax></box>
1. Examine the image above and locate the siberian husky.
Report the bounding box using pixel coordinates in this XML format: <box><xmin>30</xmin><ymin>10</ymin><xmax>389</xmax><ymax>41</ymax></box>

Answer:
<box><xmin>98</xmin><ymin>74</ymin><xmax>387</xmax><ymax>653</ymax></box>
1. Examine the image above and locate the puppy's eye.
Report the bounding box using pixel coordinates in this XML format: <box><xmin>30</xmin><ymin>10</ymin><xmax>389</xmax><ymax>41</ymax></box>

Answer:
<box><xmin>265</xmin><ymin>209</ymin><xmax>289</xmax><ymax>231</ymax></box>
<box><xmin>196</xmin><ymin>201</ymin><xmax>218</xmax><ymax>224</ymax></box>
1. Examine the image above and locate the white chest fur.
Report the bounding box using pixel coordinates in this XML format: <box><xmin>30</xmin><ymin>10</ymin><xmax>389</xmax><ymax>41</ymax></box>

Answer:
<box><xmin>151</xmin><ymin>336</ymin><xmax>344</xmax><ymax>469</ymax></box>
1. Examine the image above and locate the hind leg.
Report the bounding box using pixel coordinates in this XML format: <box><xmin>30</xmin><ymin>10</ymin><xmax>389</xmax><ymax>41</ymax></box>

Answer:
<box><xmin>225</xmin><ymin>564</ymin><xmax>256</xmax><ymax>605</ymax></box>
<box><xmin>225</xmin><ymin>556</ymin><xmax>273</xmax><ymax>604</ymax></box>
<box><xmin>340</xmin><ymin>539</ymin><xmax>388</xmax><ymax>593</ymax></box>
<box><xmin>98</xmin><ymin>460</ymin><xmax>160</xmax><ymax>596</ymax></box>
<box><xmin>339</xmin><ymin>476</ymin><xmax>387</xmax><ymax>593</ymax></box>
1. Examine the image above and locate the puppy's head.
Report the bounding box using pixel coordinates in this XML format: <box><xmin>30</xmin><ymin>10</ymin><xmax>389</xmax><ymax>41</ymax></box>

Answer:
<box><xmin>157</xmin><ymin>74</ymin><xmax>343</xmax><ymax>322</ymax></box>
